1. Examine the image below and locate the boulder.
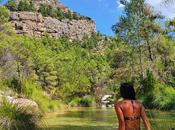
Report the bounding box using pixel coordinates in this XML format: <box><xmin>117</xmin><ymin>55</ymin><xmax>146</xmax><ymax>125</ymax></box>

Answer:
<box><xmin>11</xmin><ymin>98</ymin><xmax>38</xmax><ymax>109</ymax></box>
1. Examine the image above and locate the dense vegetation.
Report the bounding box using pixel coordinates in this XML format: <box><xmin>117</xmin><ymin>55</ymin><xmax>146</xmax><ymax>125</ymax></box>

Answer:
<box><xmin>38</xmin><ymin>4</ymin><xmax>86</xmax><ymax>20</ymax></box>
<box><xmin>111</xmin><ymin>0</ymin><xmax>175</xmax><ymax>110</ymax></box>
<box><xmin>1</xmin><ymin>0</ymin><xmax>175</xmax><ymax>129</ymax></box>
<box><xmin>5</xmin><ymin>0</ymin><xmax>92</xmax><ymax>21</ymax></box>
<box><xmin>5</xmin><ymin>0</ymin><xmax>35</xmax><ymax>11</ymax></box>
<box><xmin>0</xmin><ymin>99</ymin><xmax>42</xmax><ymax>130</ymax></box>
<box><xmin>0</xmin><ymin>0</ymin><xmax>175</xmax><ymax>114</ymax></box>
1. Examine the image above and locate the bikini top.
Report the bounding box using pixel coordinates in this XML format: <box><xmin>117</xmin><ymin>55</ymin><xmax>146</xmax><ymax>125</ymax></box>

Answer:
<box><xmin>124</xmin><ymin>100</ymin><xmax>140</xmax><ymax>121</ymax></box>
<box><xmin>124</xmin><ymin>116</ymin><xmax>140</xmax><ymax>121</ymax></box>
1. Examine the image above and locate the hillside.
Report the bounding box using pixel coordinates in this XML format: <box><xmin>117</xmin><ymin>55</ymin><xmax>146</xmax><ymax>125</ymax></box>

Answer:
<box><xmin>1</xmin><ymin>0</ymin><xmax>175</xmax><ymax>129</ymax></box>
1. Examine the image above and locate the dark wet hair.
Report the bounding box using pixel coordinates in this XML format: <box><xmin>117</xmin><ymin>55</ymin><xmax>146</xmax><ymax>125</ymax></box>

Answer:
<box><xmin>120</xmin><ymin>82</ymin><xmax>136</xmax><ymax>100</ymax></box>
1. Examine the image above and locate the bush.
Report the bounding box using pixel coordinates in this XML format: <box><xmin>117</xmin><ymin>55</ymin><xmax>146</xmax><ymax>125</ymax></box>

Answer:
<box><xmin>6</xmin><ymin>78</ymin><xmax>23</xmax><ymax>93</ymax></box>
<box><xmin>0</xmin><ymin>99</ymin><xmax>42</xmax><ymax>130</ymax></box>
<box><xmin>153</xmin><ymin>84</ymin><xmax>175</xmax><ymax>110</ymax></box>
<box><xmin>69</xmin><ymin>96</ymin><xmax>95</xmax><ymax>107</ymax></box>
<box><xmin>0</xmin><ymin>6</ymin><xmax>10</xmax><ymax>24</ymax></box>
<box><xmin>141</xmin><ymin>70</ymin><xmax>156</xmax><ymax>93</ymax></box>
<box><xmin>5</xmin><ymin>0</ymin><xmax>18</xmax><ymax>11</ymax></box>
<box><xmin>22</xmin><ymin>81</ymin><xmax>63</xmax><ymax>112</ymax></box>
<box><xmin>18</xmin><ymin>0</ymin><xmax>35</xmax><ymax>11</ymax></box>
<box><xmin>38</xmin><ymin>4</ymin><xmax>82</xmax><ymax>20</ymax></box>
<box><xmin>142</xmin><ymin>82</ymin><xmax>175</xmax><ymax>110</ymax></box>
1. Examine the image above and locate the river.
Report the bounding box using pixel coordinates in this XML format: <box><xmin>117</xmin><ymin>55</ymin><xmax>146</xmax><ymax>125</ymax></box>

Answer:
<box><xmin>40</xmin><ymin>107</ymin><xmax>175</xmax><ymax>130</ymax></box>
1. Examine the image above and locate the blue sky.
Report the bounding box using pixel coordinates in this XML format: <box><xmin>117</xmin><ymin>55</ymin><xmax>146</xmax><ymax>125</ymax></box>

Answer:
<box><xmin>61</xmin><ymin>0</ymin><xmax>122</xmax><ymax>36</ymax></box>
<box><xmin>0</xmin><ymin>0</ymin><xmax>122</xmax><ymax>36</ymax></box>
<box><xmin>0</xmin><ymin>0</ymin><xmax>8</xmax><ymax>5</ymax></box>
<box><xmin>1</xmin><ymin>0</ymin><xmax>175</xmax><ymax>36</ymax></box>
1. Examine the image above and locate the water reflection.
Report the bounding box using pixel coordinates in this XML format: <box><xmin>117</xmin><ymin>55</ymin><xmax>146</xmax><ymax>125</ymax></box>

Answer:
<box><xmin>40</xmin><ymin>108</ymin><xmax>175</xmax><ymax>130</ymax></box>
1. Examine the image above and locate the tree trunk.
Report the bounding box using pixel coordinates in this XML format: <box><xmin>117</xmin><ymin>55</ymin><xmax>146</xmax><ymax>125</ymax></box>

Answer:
<box><xmin>146</xmin><ymin>40</ymin><xmax>154</xmax><ymax>61</ymax></box>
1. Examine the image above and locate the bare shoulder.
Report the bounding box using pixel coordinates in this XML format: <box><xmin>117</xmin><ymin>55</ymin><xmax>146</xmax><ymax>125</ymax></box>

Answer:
<box><xmin>114</xmin><ymin>100</ymin><xmax>123</xmax><ymax>108</ymax></box>
<box><xmin>134</xmin><ymin>100</ymin><xmax>144</xmax><ymax>107</ymax></box>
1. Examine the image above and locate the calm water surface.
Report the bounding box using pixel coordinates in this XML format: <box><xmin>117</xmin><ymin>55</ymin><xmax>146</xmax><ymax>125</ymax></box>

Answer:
<box><xmin>40</xmin><ymin>107</ymin><xmax>175</xmax><ymax>130</ymax></box>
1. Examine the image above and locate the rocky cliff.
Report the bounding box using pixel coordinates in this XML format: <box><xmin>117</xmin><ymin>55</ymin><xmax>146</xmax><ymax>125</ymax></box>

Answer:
<box><xmin>10</xmin><ymin>11</ymin><xmax>96</xmax><ymax>39</ymax></box>
<box><xmin>8</xmin><ymin>0</ymin><xmax>96</xmax><ymax>40</ymax></box>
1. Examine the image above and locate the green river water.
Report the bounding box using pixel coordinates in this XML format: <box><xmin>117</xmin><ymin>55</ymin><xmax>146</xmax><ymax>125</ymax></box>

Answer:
<box><xmin>40</xmin><ymin>107</ymin><xmax>175</xmax><ymax>130</ymax></box>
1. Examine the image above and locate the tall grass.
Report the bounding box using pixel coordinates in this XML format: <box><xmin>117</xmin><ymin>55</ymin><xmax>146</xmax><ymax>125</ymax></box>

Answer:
<box><xmin>0</xmin><ymin>99</ymin><xmax>42</xmax><ymax>130</ymax></box>
<box><xmin>22</xmin><ymin>81</ymin><xmax>63</xmax><ymax>112</ymax></box>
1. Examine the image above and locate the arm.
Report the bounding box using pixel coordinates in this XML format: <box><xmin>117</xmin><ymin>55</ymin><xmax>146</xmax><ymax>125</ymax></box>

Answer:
<box><xmin>114</xmin><ymin>104</ymin><xmax>125</xmax><ymax>130</ymax></box>
<box><xmin>141</xmin><ymin>105</ymin><xmax>151</xmax><ymax>130</ymax></box>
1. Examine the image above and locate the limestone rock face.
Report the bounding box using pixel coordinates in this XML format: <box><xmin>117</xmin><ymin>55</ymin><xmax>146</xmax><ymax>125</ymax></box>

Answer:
<box><xmin>10</xmin><ymin>11</ymin><xmax>96</xmax><ymax>40</ymax></box>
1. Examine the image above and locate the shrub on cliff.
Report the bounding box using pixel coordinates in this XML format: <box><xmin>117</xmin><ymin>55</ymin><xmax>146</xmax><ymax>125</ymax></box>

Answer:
<box><xmin>5</xmin><ymin>0</ymin><xmax>18</xmax><ymax>11</ymax></box>
<box><xmin>6</xmin><ymin>0</ymin><xmax>35</xmax><ymax>12</ymax></box>
<box><xmin>0</xmin><ymin>6</ymin><xmax>12</xmax><ymax>34</ymax></box>
<box><xmin>38</xmin><ymin>4</ymin><xmax>78</xmax><ymax>20</ymax></box>
<box><xmin>18</xmin><ymin>0</ymin><xmax>35</xmax><ymax>11</ymax></box>
<box><xmin>0</xmin><ymin>6</ymin><xmax>10</xmax><ymax>24</ymax></box>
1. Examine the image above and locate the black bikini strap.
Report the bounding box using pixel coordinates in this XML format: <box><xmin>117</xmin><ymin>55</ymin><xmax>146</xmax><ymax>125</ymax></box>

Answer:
<box><xmin>124</xmin><ymin>116</ymin><xmax>140</xmax><ymax>121</ymax></box>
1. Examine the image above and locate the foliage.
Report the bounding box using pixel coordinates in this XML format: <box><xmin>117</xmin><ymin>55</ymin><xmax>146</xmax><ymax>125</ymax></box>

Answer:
<box><xmin>110</xmin><ymin>0</ymin><xmax>175</xmax><ymax>110</ymax></box>
<box><xmin>0</xmin><ymin>5</ymin><xmax>175</xmax><ymax>111</ymax></box>
<box><xmin>141</xmin><ymin>70</ymin><xmax>156</xmax><ymax>93</ymax></box>
<box><xmin>18</xmin><ymin>0</ymin><xmax>35</xmax><ymax>11</ymax></box>
<box><xmin>112</xmin><ymin>0</ymin><xmax>163</xmax><ymax>90</ymax></box>
<box><xmin>0</xmin><ymin>14</ymin><xmax>111</xmax><ymax>107</ymax></box>
<box><xmin>153</xmin><ymin>84</ymin><xmax>175</xmax><ymax>110</ymax></box>
<box><xmin>0</xmin><ymin>99</ymin><xmax>42</xmax><ymax>130</ymax></box>
<box><xmin>6</xmin><ymin>0</ymin><xmax>35</xmax><ymax>12</ymax></box>
<box><xmin>0</xmin><ymin>6</ymin><xmax>10</xmax><ymax>24</ymax></box>
<box><xmin>38</xmin><ymin>4</ymin><xmax>82</xmax><ymax>20</ymax></box>
<box><xmin>22</xmin><ymin>81</ymin><xmax>63</xmax><ymax>112</ymax></box>
<box><xmin>5</xmin><ymin>0</ymin><xmax>18</xmax><ymax>11</ymax></box>
<box><xmin>5</xmin><ymin>0</ymin><xmax>86</xmax><ymax>20</ymax></box>
<box><xmin>142</xmin><ymin>82</ymin><xmax>175</xmax><ymax>110</ymax></box>
<box><xmin>69</xmin><ymin>96</ymin><xmax>95</xmax><ymax>107</ymax></box>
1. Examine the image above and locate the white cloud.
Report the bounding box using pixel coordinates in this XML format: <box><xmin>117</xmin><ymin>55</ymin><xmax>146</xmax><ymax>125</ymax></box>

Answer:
<box><xmin>116</xmin><ymin>0</ymin><xmax>175</xmax><ymax>18</ymax></box>
<box><xmin>146</xmin><ymin>0</ymin><xmax>175</xmax><ymax>18</ymax></box>
<box><xmin>146</xmin><ymin>0</ymin><xmax>163</xmax><ymax>7</ymax></box>
<box><xmin>117</xmin><ymin>1</ymin><xmax>125</xmax><ymax>8</ymax></box>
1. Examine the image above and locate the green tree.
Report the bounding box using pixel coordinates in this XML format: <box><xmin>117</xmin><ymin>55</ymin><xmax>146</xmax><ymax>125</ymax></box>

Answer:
<box><xmin>0</xmin><ymin>6</ymin><xmax>11</xmax><ymax>33</ymax></box>
<box><xmin>112</xmin><ymin>0</ymin><xmax>147</xmax><ymax>81</ymax></box>
<box><xmin>0</xmin><ymin>6</ymin><xmax>10</xmax><ymax>25</ymax></box>
<box><xmin>112</xmin><ymin>0</ymin><xmax>163</xmax><ymax>92</ymax></box>
<box><xmin>140</xmin><ymin>6</ymin><xmax>163</xmax><ymax>61</ymax></box>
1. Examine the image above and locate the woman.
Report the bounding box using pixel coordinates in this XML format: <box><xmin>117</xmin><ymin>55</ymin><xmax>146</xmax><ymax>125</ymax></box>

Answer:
<box><xmin>114</xmin><ymin>83</ymin><xmax>151</xmax><ymax>130</ymax></box>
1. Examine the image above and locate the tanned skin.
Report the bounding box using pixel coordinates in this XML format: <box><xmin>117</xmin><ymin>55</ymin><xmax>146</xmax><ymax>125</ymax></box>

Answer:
<box><xmin>114</xmin><ymin>100</ymin><xmax>151</xmax><ymax>130</ymax></box>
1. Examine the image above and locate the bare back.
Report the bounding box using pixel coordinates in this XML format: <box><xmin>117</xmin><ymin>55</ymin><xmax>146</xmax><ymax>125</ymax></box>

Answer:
<box><xmin>115</xmin><ymin>100</ymin><xmax>151</xmax><ymax>130</ymax></box>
